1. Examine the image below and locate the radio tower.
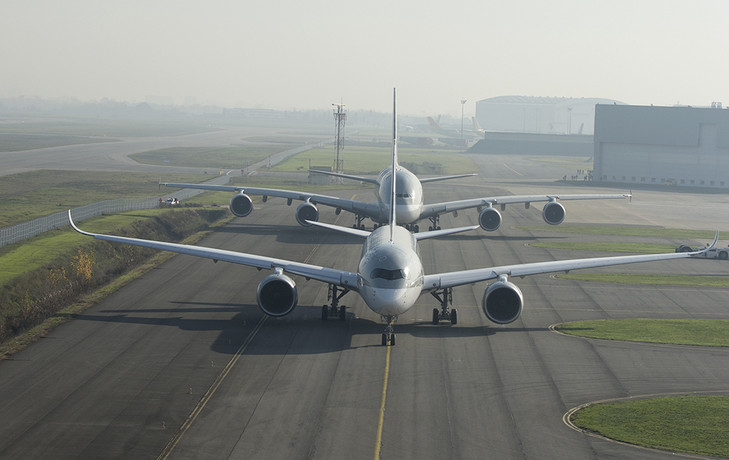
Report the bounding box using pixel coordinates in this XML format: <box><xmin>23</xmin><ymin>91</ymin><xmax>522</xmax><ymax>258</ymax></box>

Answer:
<box><xmin>333</xmin><ymin>103</ymin><xmax>347</xmax><ymax>176</ymax></box>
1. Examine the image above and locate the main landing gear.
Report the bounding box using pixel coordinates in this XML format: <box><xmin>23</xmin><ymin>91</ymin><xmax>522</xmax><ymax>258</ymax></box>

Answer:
<box><xmin>381</xmin><ymin>315</ymin><xmax>397</xmax><ymax>346</ymax></box>
<box><xmin>321</xmin><ymin>284</ymin><xmax>350</xmax><ymax>321</ymax></box>
<box><xmin>428</xmin><ymin>215</ymin><xmax>441</xmax><ymax>231</ymax></box>
<box><xmin>431</xmin><ymin>287</ymin><xmax>457</xmax><ymax>325</ymax></box>
<box><xmin>352</xmin><ymin>214</ymin><xmax>366</xmax><ymax>230</ymax></box>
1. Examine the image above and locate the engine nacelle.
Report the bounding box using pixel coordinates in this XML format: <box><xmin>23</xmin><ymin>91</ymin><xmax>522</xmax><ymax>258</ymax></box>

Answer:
<box><xmin>542</xmin><ymin>201</ymin><xmax>565</xmax><ymax>226</ymax></box>
<box><xmin>478</xmin><ymin>206</ymin><xmax>502</xmax><ymax>231</ymax></box>
<box><xmin>230</xmin><ymin>193</ymin><xmax>253</xmax><ymax>217</ymax></box>
<box><xmin>256</xmin><ymin>273</ymin><xmax>298</xmax><ymax>317</ymax></box>
<box><xmin>482</xmin><ymin>279</ymin><xmax>524</xmax><ymax>324</ymax></box>
<box><xmin>295</xmin><ymin>202</ymin><xmax>319</xmax><ymax>226</ymax></box>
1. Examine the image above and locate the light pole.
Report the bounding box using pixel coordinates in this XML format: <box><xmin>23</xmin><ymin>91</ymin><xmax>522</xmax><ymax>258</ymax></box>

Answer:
<box><xmin>460</xmin><ymin>98</ymin><xmax>467</xmax><ymax>139</ymax></box>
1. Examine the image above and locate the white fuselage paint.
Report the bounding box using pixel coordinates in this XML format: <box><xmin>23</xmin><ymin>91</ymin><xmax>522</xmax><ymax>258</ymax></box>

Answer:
<box><xmin>357</xmin><ymin>225</ymin><xmax>424</xmax><ymax>316</ymax></box>
<box><xmin>374</xmin><ymin>167</ymin><xmax>424</xmax><ymax>225</ymax></box>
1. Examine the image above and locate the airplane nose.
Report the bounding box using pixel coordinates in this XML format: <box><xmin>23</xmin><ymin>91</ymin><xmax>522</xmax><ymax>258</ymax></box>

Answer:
<box><xmin>369</xmin><ymin>287</ymin><xmax>411</xmax><ymax>316</ymax></box>
<box><xmin>396</xmin><ymin>204</ymin><xmax>420</xmax><ymax>223</ymax></box>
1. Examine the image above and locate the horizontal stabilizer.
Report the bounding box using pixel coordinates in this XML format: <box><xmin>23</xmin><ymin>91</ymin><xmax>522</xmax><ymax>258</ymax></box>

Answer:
<box><xmin>414</xmin><ymin>225</ymin><xmax>480</xmax><ymax>241</ymax></box>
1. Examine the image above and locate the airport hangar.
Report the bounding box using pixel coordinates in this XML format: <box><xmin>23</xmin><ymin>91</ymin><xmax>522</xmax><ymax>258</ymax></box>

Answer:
<box><xmin>593</xmin><ymin>103</ymin><xmax>729</xmax><ymax>189</ymax></box>
<box><xmin>473</xmin><ymin>96</ymin><xmax>729</xmax><ymax>189</ymax></box>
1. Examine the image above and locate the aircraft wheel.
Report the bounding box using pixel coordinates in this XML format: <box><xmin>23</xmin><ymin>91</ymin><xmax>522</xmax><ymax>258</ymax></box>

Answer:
<box><xmin>450</xmin><ymin>309</ymin><xmax>458</xmax><ymax>325</ymax></box>
<box><xmin>390</xmin><ymin>334</ymin><xmax>396</xmax><ymax>346</ymax></box>
<box><xmin>432</xmin><ymin>308</ymin><xmax>439</xmax><ymax>325</ymax></box>
<box><xmin>321</xmin><ymin>305</ymin><xmax>328</xmax><ymax>321</ymax></box>
<box><xmin>339</xmin><ymin>305</ymin><xmax>347</xmax><ymax>320</ymax></box>
<box><xmin>382</xmin><ymin>333</ymin><xmax>388</xmax><ymax>346</ymax></box>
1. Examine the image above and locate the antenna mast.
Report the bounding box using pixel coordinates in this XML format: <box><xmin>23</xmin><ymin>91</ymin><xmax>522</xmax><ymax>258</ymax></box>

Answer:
<box><xmin>332</xmin><ymin>103</ymin><xmax>347</xmax><ymax>177</ymax></box>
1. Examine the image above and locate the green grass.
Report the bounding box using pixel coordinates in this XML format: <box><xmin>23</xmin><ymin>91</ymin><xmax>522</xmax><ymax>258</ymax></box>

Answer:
<box><xmin>556</xmin><ymin>318</ymin><xmax>729</xmax><ymax>346</ymax></box>
<box><xmin>519</xmin><ymin>224</ymin><xmax>720</xmax><ymax>239</ymax></box>
<box><xmin>130</xmin><ymin>145</ymin><xmax>294</xmax><ymax>169</ymax></box>
<box><xmin>530</xmin><ymin>241</ymin><xmax>676</xmax><ymax>253</ymax></box>
<box><xmin>0</xmin><ymin>117</ymin><xmax>215</xmax><ymax>138</ymax></box>
<box><xmin>571</xmin><ymin>396</ymin><xmax>729</xmax><ymax>458</ymax></box>
<box><xmin>270</xmin><ymin>145</ymin><xmax>476</xmax><ymax>175</ymax></box>
<box><xmin>0</xmin><ymin>209</ymin><xmax>183</xmax><ymax>286</ymax></box>
<box><xmin>0</xmin><ymin>133</ymin><xmax>114</xmax><ymax>151</ymax></box>
<box><xmin>557</xmin><ymin>273</ymin><xmax>729</xmax><ymax>287</ymax></box>
<box><xmin>0</xmin><ymin>170</ymin><xmax>208</xmax><ymax>227</ymax></box>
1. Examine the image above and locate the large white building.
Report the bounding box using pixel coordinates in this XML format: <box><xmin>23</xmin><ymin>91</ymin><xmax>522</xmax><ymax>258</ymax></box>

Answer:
<box><xmin>474</xmin><ymin>96</ymin><xmax>623</xmax><ymax>135</ymax></box>
<box><xmin>593</xmin><ymin>104</ymin><xmax>729</xmax><ymax>189</ymax></box>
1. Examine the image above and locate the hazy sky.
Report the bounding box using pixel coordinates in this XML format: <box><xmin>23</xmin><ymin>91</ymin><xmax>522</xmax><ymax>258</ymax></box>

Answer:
<box><xmin>2</xmin><ymin>0</ymin><xmax>727</xmax><ymax>116</ymax></box>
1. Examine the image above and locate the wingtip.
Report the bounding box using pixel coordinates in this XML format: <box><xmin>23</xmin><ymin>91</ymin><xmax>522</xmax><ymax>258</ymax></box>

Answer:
<box><xmin>68</xmin><ymin>210</ymin><xmax>92</xmax><ymax>236</ymax></box>
<box><xmin>694</xmin><ymin>231</ymin><xmax>719</xmax><ymax>255</ymax></box>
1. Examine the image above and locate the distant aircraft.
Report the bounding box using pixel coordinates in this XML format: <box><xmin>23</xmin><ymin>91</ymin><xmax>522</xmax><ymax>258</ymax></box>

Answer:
<box><xmin>472</xmin><ymin>116</ymin><xmax>485</xmax><ymax>134</ymax></box>
<box><xmin>70</xmin><ymin>90</ymin><xmax>717</xmax><ymax>346</ymax></box>
<box><xmin>161</xmin><ymin>140</ymin><xmax>629</xmax><ymax>232</ymax></box>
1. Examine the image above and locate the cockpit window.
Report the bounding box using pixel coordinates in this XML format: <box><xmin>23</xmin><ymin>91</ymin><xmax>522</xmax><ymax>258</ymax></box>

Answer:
<box><xmin>371</xmin><ymin>268</ymin><xmax>406</xmax><ymax>280</ymax></box>
<box><xmin>396</xmin><ymin>193</ymin><xmax>411</xmax><ymax>198</ymax></box>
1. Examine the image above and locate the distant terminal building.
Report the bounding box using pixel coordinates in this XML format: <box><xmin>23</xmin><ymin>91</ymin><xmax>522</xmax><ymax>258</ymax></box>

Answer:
<box><xmin>475</xmin><ymin>96</ymin><xmax>623</xmax><ymax>135</ymax></box>
<box><xmin>593</xmin><ymin>104</ymin><xmax>729</xmax><ymax>189</ymax></box>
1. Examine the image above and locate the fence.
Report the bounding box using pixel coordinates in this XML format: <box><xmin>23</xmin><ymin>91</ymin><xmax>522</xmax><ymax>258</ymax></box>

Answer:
<box><xmin>0</xmin><ymin>175</ymin><xmax>231</xmax><ymax>249</ymax></box>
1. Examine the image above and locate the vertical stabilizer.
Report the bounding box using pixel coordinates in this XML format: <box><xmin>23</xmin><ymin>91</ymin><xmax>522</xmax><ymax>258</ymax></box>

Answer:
<box><xmin>389</xmin><ymin>88</ymin><xmax>398</xmax><ymax>242</ymax></box>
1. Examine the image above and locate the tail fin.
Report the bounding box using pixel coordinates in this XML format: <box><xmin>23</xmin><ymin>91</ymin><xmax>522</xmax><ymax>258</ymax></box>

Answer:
<box><xmin>389</xmin><ymin>88</ymin><xmax>398</xmax><ymax>242</ymax></box>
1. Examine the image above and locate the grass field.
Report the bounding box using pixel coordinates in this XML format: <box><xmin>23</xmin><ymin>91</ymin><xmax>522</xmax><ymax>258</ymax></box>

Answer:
<box><xmin>0</xmin><ymin>209</ymin><xmax>186</xmax><ymax>286</ymax></box>
<box><xmin>0</xmin><ymin>116</ymin><xmax>215</xmax><ymax>138</ymax></box>
<box><xmin>571</xmin><ymin>395</ymin><xmax>729</xmax><ymax>458</ymax></box>
<box><xmin>519</xmin><ymin>224</ymin><xmax>720</xmax><ymax>240</ymax></box>
<box><xmin>0</xmin><ymin>133</ymin><xmax>113</xmax><ymax>152</ymax></box>
<box><xmin>530</xmin><ymin>241</ymin><xmax>676</xmax><ymax>253</ymax></box>
<box><xmin>563</xmin><ymin>319</ymin><xmax>729</xmax><ymax>456</ymax></box>
<box><xmin>270</xmin><ymin>145</ymin><xmax>476</xmax><ymax>175</ymax></box>
<box><xmin>556</xmin><ymin>318</ymin><xmax>729</xmax><ymax>346</ymax></box>
<box><xmin>0</xmin><ymin>170</ymin><xmax>207</xmax><ymax>227</ymax></box>
<box><xmin>131</xmin><ymin>145</ymin><xmax>296</xmax><ymax>169</ymax></box>
<box><xmin>558</xmin><ymin>272</ymin><xmax>729</xmax><ymax>287</ymax></box>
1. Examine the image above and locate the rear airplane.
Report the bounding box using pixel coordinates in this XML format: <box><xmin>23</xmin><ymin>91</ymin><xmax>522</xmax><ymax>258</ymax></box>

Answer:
<box><xmin>69</xmin><ymin>89</ymin><xmax>717</xmax><ymax>346</ymax></box>
<box><xmin>161</xmin><ymin>109</ymin><xmax>630</xmax><ymax>232</ymax></box>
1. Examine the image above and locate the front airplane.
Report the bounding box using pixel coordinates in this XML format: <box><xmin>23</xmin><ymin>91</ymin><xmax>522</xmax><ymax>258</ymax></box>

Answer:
<box><xmin>357</xmin><ymin>227</ymin><xmax>424</xmax><ymax>316</ymax></box>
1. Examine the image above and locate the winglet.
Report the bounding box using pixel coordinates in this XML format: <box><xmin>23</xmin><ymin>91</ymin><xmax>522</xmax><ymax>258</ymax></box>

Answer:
<box><xmin>68</xmin><ymin>210</ymin><xmax>94</xmax><ymax>237</ymax></box>
<box><xmin>693</xmin><ymin>231</ymin><xmax>719</xmax><ymax>255</ymax></box>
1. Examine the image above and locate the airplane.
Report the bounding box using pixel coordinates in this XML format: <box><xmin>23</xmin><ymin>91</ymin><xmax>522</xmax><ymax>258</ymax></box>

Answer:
<box><xmin>472</xmin><ymin>116</ymin><xmax>485</xmax><ymax>134</ymax></box>
<box><xmin>160</xmin><ymin>143</ymin><xmax>629</xmax><ymax>234</ymax></box>
<box><xmin>68</xmin><ymin>89</ymin><xmax>716</xmax><ymax>346</ymax></box>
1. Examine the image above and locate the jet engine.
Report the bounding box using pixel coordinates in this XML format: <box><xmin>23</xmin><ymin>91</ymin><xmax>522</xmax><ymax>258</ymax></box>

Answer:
<box><xmin>295</xmin><ymin>202</ymin><xmax>319</xmax><ymax>226</ymax></box>
<box><xmin>256</xmin><ymin>273</ymin><xmax>298</xmax><ymax>317</ymax></box>
<box><xmin>230</xmin><ymin>193</ymin><xmax>254</xmax><ymax>217</ymax></box>
<box><xmin>482</xmin><ymin>278</ymin><xmax>523</xmax><ymax>324</ymax></box>
<box><xmin>478</xmin><ymin>206</ymin><xmax>502</xmax><ymax>231</ymax></box>
<box><xmin>542</xmin><ymin>201</ymin><xmax>565</xmax><ymax>225</ymax></box>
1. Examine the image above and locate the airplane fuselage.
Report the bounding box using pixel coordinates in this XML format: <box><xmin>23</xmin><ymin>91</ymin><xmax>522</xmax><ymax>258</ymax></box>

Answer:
<box><xmin>374</xmin><ymin>166</ymin><xmax>424</xmax><ymax>225</ymax></box>
<box><xmin>357</xmin><ymin>225</ymin><xmax>424</xmax><ymax>316</ymax></box>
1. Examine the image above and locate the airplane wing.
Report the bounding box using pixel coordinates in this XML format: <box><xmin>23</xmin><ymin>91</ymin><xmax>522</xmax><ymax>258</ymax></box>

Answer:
<box><xmin>422</xmin><ymin>232</ymin><xmax>718</xmax><ymax>291</ymax></box>
<box><xmin>68</xmin><ymin>211</ymin><xmax>359</xmax><ymax>290</ymax></box>
<box><xmin>419</xmin><ymin>173</ymin><xmax>477</xmax><ymax>184</ymax></box>
<box><xmin>307</xmin><ymin>170</ymin><xmax>379</xmax><ymax>184</ymax></box>
<box><xmin>419</xmin><ymin>193</ymin><xmax>631</xmax><ymax>219</ymax></box>
<box><xmin>161</xmin><ymin>182</ymin><xmax>383</xmax><ymax>221</ymax></box>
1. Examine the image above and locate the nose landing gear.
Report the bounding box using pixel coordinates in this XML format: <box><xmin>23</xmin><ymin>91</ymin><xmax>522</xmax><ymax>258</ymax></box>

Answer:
<box><xmin>381</xmin><ymin>315</ymin><xmax>397</xmax><ymax>346</ymax></box>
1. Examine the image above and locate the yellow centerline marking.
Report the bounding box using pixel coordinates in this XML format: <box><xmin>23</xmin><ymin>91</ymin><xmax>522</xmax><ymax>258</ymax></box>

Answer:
<box><xmin>157</xmin><ymin>315</ymin><xmax>267</xmax><ymax>460</ymax></box>
<box><xmin>373</xmin><ymin>344</ymin><xmax>392</xmax><ymax>459</ymax></box>
<box><xmin>502</xmin><ymin>163</ymin><xmax>524</xmax><ymax>176</ymax></box>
